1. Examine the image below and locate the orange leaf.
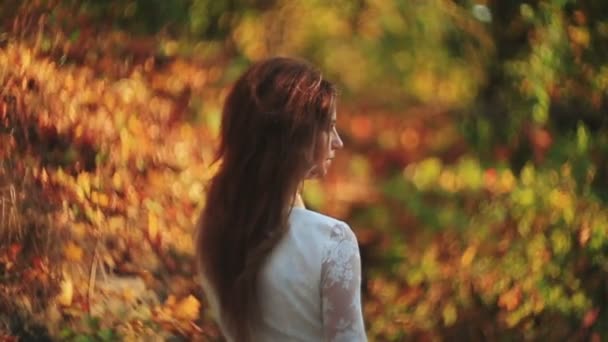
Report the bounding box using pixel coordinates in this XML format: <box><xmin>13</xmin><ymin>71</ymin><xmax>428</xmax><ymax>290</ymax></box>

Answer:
<box><xmin>64</xmin><ymin>241</ymin><xmax>83</xmax><ymax>262</ymax></box>
<box><xmin>498</xmin><ymin>286</ymin><xmax>521</xmax><ymax>311</ymax></box>
<box><xmin>173</xmin><ymin>295</ymin><xmax>200</xmax><ymax>321</ymax></box>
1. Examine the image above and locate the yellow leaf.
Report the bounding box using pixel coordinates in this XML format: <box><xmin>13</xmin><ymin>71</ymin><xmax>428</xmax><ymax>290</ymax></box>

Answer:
<box><xmin>72</xmin><ymin>223</ymin><xmax>87</xmax><ymax>239</ymax></box>
<box><xmin>127</xmin><ymin>115</ymin><xmax>143</xmax><ymax>135</ymax></box>
<box><xmin>112</xmin><ymin>172</ymin><xmax>122</xmax><ymax>190</ymax></box>
<box><xmin>460</xmin><ymin>245</ymin><xmax>477</xmax><ymax>267</ymax></box>
<box><xmin>77</xmin><ymin>172</ymin><xmax>91</xmax><ymax>196</ymax></box>
<box><xmin>123</xmin><ymin>287</ymin><xmax>136</xmax><ymax>303</ymax></box>
<box><xmin>442</xmin><ymin>302</ymin><xmax>457</xmax><ymax>326</ymax></box>
<box><xmin>499</xmin><ymin>170</ymin><xmax>516</xmax><ymax>192</ymax></box>
<box><xmin>108</xmin><ymin>216</ymin><xmax>125</xmax><ymax>233</ymax></box>
<box><xmin>91</xmin><ymin>191</ymin><xmax>99</xmax><ymax>204</ymax></box>
<box><xmin>64</xmin><ymin>241</ymin><xmax>83</xmax><ymax>262</ymax></box>
<box><xmin>56</xmin><ymin>276</ymin><xmax>73</xmax><ymax>306</ymax></box>
<box><xmin>173</xmin><ymin>295</ymin><xmax>200</xmax><ymax>321</ymax></box>
<box><xmin>148</xmin><ymin>212</ymin><xmax>159</xmax><ymax>240</ymax></box>
<box><xmin>98</xmin><ymin>193</ymin><xmax>109</xmax><ymax>207</ymax></box>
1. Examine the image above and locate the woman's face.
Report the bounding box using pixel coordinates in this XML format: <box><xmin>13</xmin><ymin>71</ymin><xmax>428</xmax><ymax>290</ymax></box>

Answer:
<box><xmin>307</xmin><ymin>109</ymin><xmax>343</xmax><ymax>179</ymax></box>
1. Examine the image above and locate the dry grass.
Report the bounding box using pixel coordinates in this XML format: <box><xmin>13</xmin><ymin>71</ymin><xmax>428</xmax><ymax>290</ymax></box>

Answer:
<box><xmin>0</xmin><ymin>148</ymin><xmax>62</xmax><ymax>339</ymax></box>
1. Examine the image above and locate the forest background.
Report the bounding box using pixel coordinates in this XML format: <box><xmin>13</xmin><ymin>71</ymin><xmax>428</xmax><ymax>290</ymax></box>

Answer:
<box><xmin>1</xmin><ymin>0</ymin><xmax>608</xmax><ymax>340</ymax></box>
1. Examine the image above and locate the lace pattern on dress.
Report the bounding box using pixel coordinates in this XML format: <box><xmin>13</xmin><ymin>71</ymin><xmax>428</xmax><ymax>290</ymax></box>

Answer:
<box><xmin>321</xmin><ymin>222</ymin><xmax>367</xmax><ymax>342</ymax></box>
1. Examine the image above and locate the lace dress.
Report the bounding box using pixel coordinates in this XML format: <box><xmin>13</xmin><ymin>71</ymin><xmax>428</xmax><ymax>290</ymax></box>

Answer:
<box><xmin>199</xmin><ymin>207</ymin><xmax>367</xmax><ymax>341</ymax></box>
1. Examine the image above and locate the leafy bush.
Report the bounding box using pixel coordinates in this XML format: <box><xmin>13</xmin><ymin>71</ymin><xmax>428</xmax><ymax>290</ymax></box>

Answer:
<box><xmin>0</xmin><ymin>36</ymin><xmax>220</xmax><ymax>340</ymax></box>
<box><xmin>1</xmin><ymin>0</ymin><xmax>608</xmax><ymax>340</ymax></box>
<box><xmin>363</xmin><ymin>156</ymin><xmax>608</xmax><ymax>339</ymax></box>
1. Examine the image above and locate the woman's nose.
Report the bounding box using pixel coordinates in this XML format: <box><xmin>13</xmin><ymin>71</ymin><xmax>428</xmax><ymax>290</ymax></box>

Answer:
<box><xmin>332</xmin><ymin>131</ymin><xmax>344</xmax><ymax>150</ymax></box>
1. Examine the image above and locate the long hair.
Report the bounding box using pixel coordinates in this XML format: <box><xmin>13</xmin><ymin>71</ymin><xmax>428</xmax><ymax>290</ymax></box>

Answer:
<box><xmin>195</xmin><ymin>57</ymin><xmax>336</xmax><ymax>341</ymax></box>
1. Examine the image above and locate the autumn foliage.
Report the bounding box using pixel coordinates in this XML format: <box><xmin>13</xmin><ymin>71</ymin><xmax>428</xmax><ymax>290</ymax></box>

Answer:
<box><xmin>2</xmin><ymin>0</ymin><xmax>608</xmax><ymax>341</ymax></box>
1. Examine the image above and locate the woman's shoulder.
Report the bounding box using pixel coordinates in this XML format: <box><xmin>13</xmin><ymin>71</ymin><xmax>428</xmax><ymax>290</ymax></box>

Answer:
<box><xmin>289</xmin><ymin>206</ymin><xmax>345</xmax><ymax>227</ymax></box>
<box><xmin>289</xmin><ymin>207</ymin><xmax>356</xmax><ymax>243</ymax></box>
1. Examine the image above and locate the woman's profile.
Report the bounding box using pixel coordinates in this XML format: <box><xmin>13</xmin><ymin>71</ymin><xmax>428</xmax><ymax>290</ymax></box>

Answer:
<box><xmin>195</xmin><ymin>57</ymin><xmax>366</xmax><ymax>341</ymax></box>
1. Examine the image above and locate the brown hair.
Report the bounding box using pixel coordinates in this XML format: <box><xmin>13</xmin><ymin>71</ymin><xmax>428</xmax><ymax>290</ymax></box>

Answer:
<box><xmin>195</xmin><ymin>57</ymin><xmax>336</xmax><ymax>341</ymax></box>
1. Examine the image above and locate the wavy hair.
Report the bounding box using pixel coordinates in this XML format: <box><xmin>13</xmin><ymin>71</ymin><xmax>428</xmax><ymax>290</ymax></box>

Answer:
<box><xmin>195</xmin><ymin>57</ymin><xmax>336</xmax><ymax>341</ymax></box>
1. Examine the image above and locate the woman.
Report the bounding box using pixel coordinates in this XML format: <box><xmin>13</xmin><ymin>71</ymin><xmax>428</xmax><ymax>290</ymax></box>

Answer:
<box><xmin>195</xmin><ymin>57</ymin><xmax>366</xmax><ymax>341</ymax></box>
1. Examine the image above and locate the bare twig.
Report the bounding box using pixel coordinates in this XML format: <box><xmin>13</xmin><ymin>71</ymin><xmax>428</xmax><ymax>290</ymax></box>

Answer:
<box><xmin>87</xmin><ymin>236</ymin><xmax>100</xmax><ymax>315</ymax></box>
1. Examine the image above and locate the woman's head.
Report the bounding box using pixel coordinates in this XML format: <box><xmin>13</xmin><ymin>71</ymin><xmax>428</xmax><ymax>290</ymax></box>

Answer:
<box><xmin>196</xmin><ymin>57</ymin><xmax>341</xmax><ymax>341</ymax></box>
<box><xmin>218</xmin><ymin>56</ymin><xmax>341</xmax><ymax>182</ymax></box>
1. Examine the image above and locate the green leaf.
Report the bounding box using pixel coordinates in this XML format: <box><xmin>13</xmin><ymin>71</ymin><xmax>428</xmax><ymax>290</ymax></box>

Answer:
<box><xmin>83</xmin><ymin>315</ymin><xmax>100</xmax><ymax>331</ymax></box>
<box><xmin>70</xmin><ymin>30</ymin><xmax>80</xmax><ymax>42</ymax></box>
<box><xmin>412</xmin><ymin>157</ymin><xmax>442</xmax><ymax>190</ymax></box>
<box><xmin>97</xmin><ymin>328</ymin><xmax>115</xmax><ymax>342</ymax></box>
<box><xmin>59</xmin><ymin>328</ymin><xmax>74</xmax><ymax>339</ymax></box>
<box><xmin>73</xmin><ymin>335</ymin><xmax>93</xmax><ymax>342</ymax></box>
<box><xmin>576</xmin><ymin>122</ymin><xmax>589</xmax><ymax>154</ymax></box>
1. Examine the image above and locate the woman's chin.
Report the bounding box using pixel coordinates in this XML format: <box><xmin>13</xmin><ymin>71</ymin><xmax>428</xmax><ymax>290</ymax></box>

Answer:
<box><xmin>316</xmin><ymin>165</ymin><xmax>330</xmax><ymax>178</ymax></box>
<box><xmin>305</xmin><ymin>159</ymin><xmax>334</xmax><ymax>179</ymax></box>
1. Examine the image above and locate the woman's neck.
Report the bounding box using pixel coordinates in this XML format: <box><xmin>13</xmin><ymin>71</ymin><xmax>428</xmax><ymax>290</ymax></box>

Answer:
<box><xmin>292</xmin><ymin>192</ymin><xmax>305</xmax><ymax>208</ymax></box>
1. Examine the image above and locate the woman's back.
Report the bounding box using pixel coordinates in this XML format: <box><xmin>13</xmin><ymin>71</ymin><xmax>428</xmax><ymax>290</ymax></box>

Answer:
<box><xmin>201</xmin><ymin>207</ymin><xmax>367</xmax><ymax>341</ymax></box>
<box><xmin>195</xmin><ymin>57</ymin><xmax>366</xmax><ymax>341</ymax></box>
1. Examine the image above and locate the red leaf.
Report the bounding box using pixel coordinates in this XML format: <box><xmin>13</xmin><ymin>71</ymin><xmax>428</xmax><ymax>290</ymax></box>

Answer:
<box><xmin>583</xmin><ymin>308</ymin><xmax>600</xmax><ymax>328</ymax></box>
<box><xmin>32</xmin><ymin>256</ymin><xmax>44</xmax><ymax>270</ymax></box>
<box><xmin>8</xmin><ymin>243</ymin><xmax>22</xmax><ymax>260</ymax></box>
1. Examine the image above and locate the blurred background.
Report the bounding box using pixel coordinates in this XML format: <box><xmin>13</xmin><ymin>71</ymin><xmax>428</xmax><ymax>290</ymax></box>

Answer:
<box><xmin>1</xmin><ymin>0</ymin><xmax>608</xmax><ymax>340</ymax></box>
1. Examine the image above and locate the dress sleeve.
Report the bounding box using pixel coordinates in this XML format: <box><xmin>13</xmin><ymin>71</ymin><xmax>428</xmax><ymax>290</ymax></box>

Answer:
<box><xmin>321</xmin><ymin>222</ymin><xmax>367</xmax><ymax>342</ymax></box>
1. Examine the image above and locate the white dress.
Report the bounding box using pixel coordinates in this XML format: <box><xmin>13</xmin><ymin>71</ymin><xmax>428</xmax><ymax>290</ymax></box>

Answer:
<box><xmin>200</xmin><ymin>207</ymin><xmax>367</xmax><ymax>341</ymax></box>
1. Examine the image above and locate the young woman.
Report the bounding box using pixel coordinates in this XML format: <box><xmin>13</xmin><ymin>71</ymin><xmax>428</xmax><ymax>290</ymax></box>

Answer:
<box><xmin>195</xmin><ymin>57</ymin><xmax>366</xmax><ymax>341</ymax></box>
